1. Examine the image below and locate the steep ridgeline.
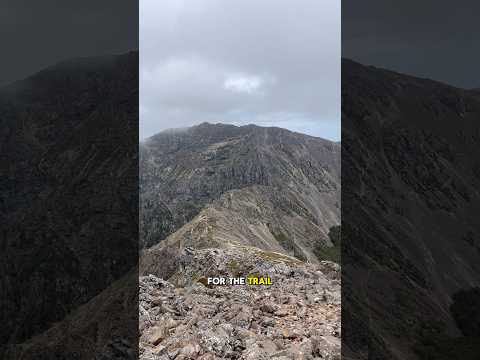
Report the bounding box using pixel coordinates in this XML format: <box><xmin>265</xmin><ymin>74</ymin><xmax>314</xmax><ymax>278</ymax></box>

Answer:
<box><xmin>140</xmin><ymin>123</ymin><xmax>340</xmax><ymax>263</ymax></box>
<box><xmin>0</xmin><ymin>52</ymin><xmax>138</xmax><ymax>353</ymax></box>
<box><xmin>342</xmin><ymin>59</ymin><xmax>480</xmax><ymax>359</ymax></box>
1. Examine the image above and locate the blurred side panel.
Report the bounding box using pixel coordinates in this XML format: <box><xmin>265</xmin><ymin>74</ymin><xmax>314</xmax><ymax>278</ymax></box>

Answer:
<box><xmin>0</xmin><ymin>1</ymin><xmax>139</xmax><ymax>359</ymax></box>
<box><xmin>342</xmin><ymin>1</ymin><xmax>480</xmax><ymax>359</ymax></box>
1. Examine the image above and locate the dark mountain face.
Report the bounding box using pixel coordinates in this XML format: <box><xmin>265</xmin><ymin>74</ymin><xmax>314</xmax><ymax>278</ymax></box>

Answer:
<box><xmin>140</xmin><ymin>123</ymin><xmax>340</xmax><ymax>262</ymax></box>
<box><xmin>342</xmin><ymin>59</ymin><xmax>480</xmax><ymax>359</ymax></box>
<box><xmin>0</xmin><ymin>52</ymin><xmax>138</xmax><ymax>351</ymax></box>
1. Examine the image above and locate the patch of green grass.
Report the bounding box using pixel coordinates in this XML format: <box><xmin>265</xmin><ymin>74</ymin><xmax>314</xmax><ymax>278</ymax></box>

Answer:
<box><xmin>313</xmin><ymin>244</ymin><xmax>340</xmax><ymax>263</ymax></box>
<box><xmin>313</xmin><ymin>225</ymin><xmax>341</xmax><ymax>263</ymax></box>
<box><xmin>272</xmin><ymin>229</ymin><xmax>308</xmax><ymax>262</ymax></box>
<box><xmin>273</xmin><ymin>230</ymin><xmax>292</xmax><ymax>250</ymax></box>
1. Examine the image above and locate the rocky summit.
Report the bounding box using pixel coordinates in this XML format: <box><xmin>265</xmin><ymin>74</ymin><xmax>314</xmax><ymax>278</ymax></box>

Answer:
<box><xmin>140</xmin><ymin>247</ymin><xmax>340</xmax><ymax>360</ymax></box>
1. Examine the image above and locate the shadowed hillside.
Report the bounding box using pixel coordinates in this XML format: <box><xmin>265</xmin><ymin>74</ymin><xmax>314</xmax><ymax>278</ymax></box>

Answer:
<box><xmin>0</xmin><ymin>52</ymin><xmax>138</xmax><ymax>357</ymax></box>
<box><xmin>342</xmin><ymin>59</ymin><xmax>480</xmax><ymax>359</ymax></box>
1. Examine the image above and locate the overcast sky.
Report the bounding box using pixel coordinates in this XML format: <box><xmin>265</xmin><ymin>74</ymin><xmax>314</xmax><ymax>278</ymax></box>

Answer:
<box><xmin>1</xmin><ymin>0</ymin><xmax>137</xmax><ymax>86</ymax></box>
<box><xmin>140</xmin><ymin>0</ymin><xmax>340</xmax><ymax>141</ymax></box>
<box><xmin>343</xmin><ymin>0</ymin><xmax>480</xmax><ymax>89</ymax></box>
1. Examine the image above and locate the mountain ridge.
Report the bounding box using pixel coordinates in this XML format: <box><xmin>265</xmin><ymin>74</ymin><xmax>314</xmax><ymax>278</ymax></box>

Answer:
<box><xmin>140</xmin><ymin>122</ymin><xmax>340</xmax><ymax>263</ymax></box>
<box><xmin>143</xmin><ymin>122</ymin><xmax>336</xmax><ymax>143</ymax></box>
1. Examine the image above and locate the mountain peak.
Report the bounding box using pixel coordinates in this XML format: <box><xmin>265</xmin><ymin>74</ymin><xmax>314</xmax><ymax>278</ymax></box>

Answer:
<box><xmin>140</xmin><ymin>123</ymin><xmax>340</xmax><ymax>256</ymax></box>
<box><xmin>147</xmin><ymin>122</ymin><xmax>336</xmax><ymax>148</ymax></box>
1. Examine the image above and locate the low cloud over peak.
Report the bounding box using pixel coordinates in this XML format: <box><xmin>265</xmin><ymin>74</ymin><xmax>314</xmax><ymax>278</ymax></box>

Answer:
<box><xmin>140</xmin><ymin>0</ymin><xmax>340</xmax><ymax>141</ymax></box>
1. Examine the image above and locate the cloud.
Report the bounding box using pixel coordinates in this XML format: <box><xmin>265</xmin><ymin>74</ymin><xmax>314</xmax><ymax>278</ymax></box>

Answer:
<box><xmin>343</xmin><ymin>0</ymin><xmax>480</xmax><ymax>88</ymax></box>
<box><xmin>224</xmin><ymin>74</ymin><xmax>266</xmax><ymax>95</ymax></box>
<box><xmin>140</xmin><ymin>0</ymin><xmax>340</xmax><ymax>140</ymax></box>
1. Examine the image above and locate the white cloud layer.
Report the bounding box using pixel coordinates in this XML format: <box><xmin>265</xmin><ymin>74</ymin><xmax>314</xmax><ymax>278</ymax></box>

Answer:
<box><xmin>140</xmin><ymin>0</ymin><xmax>340</xmax><ymax>141</ymax></box>
<box><xmin>224</xmin><ymin>74</ymin><xmax>266</xmax><ymax>95</ymax></box>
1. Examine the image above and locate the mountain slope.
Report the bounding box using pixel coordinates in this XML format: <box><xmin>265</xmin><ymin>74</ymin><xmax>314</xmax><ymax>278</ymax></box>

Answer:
<box><xmin>0</xmin><ymin>52</ymin><xmax>138</xmax><ymax>352</ymax></box>
<box><xmin>140</xmin><ymin>123</ymin><xmax>340</xmax><ymax>262</ymax></box>
<box><xmin>342</xmin><ymin>59</ymin><xmax>480</xmax><ymax>359</ymax></box>
<box><xmin>3</xmin><ymin>271</ymin><xmax>138</xmax><ymax>359</ymax></box>
<box><xmin>144</xmin><ymin>184</ymin><xmax>338</xmax><ymax>265</ymax></box>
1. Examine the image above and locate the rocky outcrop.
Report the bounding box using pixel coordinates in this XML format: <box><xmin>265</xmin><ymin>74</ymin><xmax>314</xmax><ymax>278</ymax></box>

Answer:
<box><xmin>140</xmin><ymin>247</ymin><xmax>340</xmax><ymax>360</ymax></box>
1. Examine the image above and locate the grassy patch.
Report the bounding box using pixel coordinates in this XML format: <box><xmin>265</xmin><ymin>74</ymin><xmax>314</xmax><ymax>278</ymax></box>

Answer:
<box><xmin>272</xmin><ymin>229</ymin><xmax>308</xmax><ymax>262</ymax></box>
<box><xmin>313</xmin><ymin>244</ymin><xmax>341</xmax><ymax>263</ymax></box>
<box><xmin>313</xmin><ymin>225</ymin><xmax>341</xmax><ymax>263</ymax></box>
<box><xmin>273</xmin><ymin>230</ymin><xmax>293</xmax><ymax>250</ymax></box>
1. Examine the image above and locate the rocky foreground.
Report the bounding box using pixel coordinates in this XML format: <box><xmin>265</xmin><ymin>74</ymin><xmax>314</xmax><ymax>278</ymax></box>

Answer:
<box><xmin>139</xmin><ymin>247</ymin><xmax>340</xmax><ymax>359</ymax></box>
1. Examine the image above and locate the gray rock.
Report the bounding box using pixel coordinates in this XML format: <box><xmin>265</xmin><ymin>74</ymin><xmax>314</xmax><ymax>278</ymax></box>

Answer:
<box><xmin>139</xmin><ymin>247</ymin><xmax>340</xmax><ymax>359</ymax></box>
